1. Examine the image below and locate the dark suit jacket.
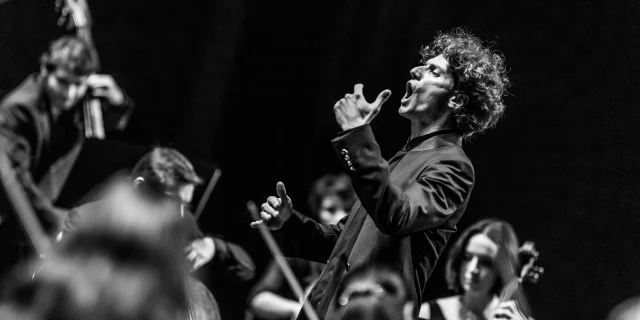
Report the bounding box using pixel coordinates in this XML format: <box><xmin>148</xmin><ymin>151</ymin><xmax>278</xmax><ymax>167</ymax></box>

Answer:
<box><xmin>0</xmin><ymin>74</ymin><xmax>133</xmax><ymax>228</ymax></box>
<box><xmin>277</xmin><ymin>124</ymin><xmax>475</xmax><ymax>320</ymax></box>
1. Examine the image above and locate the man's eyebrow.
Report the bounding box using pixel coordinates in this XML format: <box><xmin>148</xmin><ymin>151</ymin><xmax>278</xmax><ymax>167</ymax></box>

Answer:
<box><xmin>425</xmin><ymin>61</ymin><xmax>447</xmax><ymax>73</ymax></box>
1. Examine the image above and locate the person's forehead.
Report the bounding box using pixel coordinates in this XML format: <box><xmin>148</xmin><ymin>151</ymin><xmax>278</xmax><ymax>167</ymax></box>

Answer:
<box><xmin>424</xmin><ymin>54</ymin><xmax>451</xmax><ymax>72</ymax></box>
<box><xmin>321</xmin><ymin>195</ymin><xmax>344</xmax><ymax>207</ymax></box>
<box><xmin>465</xmin><ymin>233</ymin><xmax>498</xmax><ymax>256</ymax></box>
<box><xmin>50</xmin><ymin>66</ymin><xmax>87</xmax><ymax>82</ymax></box>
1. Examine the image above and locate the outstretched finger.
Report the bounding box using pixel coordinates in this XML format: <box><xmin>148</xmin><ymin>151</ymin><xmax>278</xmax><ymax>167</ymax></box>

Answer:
<box><xmin>353</xmin><ymin>83</ymin><xmax>364</xmax><ymax>99</ymax></box>
<box><xmin>276</xmin><ymin>182</ymin><xmax>288</xmax><ymax>202</ymax></box>
<box><xmin>372</xmin><ymin>89</ymin><xmax>392</xmax><ymax>109</ymax></box>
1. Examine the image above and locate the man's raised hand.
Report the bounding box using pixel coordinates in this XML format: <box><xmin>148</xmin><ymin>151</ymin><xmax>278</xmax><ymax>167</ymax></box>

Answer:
<box><xmin>333</xmin><ymin>83</ymin><xmax>391</xmax><ymax>131</ymax></box>
<box><xmin>250</xmin><ymin>182</ymin><xmax>293</xmax><ymax>230</ymax></box>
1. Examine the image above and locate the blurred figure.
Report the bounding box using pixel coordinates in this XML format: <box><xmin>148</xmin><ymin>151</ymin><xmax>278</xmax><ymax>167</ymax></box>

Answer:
<box><xmin>61</xmin><ymin>147</ymin><xmax>255</xmax><ymax>320</ymax></box>
<box><xmin>62</xmin><ymin>147</ymin><xmax>255</xmax><ymax>279</ymax></box>
<box><xmin>0</xmin><ymin>35</ymin><xmax>133</xmax><ymax>277</ymax></box>
<box><xmin>418</xmin><ymin>219</ymin><xmax>531</xmax><ymax>320</ymax></box>
<box><xmin>307</xmin><ymin>173</ymin><xmax>356</xmax><ymax>226</ymax></box>
<box><xmin>607</xmin><ymin>297</ymin><xmax>640</xmax><ymax>320</ymax></box>
<box><xmin>331</xmin><ymin>264</ymin><xmax>414</xmax><ymax>320</ymax></box>
<box><xmin>0</xmin><ymin>184</ymin><xmax>190</xmax><ymax>320</ymax></box>
<box><xmin>248</xmin><ymin>173</ymin><xmax>356</xmax><ymax>320</ymax></box>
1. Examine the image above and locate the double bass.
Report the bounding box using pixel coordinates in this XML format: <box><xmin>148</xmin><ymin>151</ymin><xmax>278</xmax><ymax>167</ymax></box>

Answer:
<box><xmin>56</xmin><ymin>0</ymin><xmax>105</xmax><ymax>139</ymax></box>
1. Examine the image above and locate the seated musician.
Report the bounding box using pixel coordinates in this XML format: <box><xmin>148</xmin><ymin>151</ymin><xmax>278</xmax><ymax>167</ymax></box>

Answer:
<box><xmin>61</xmin><ymin>147</ymin><xmax>256</xmax><ymax>279</ymax></box>
<box><xmin>247</xmin><ymin>173</ymin><xmax>356</xmax><ymax>320</ymax></box>
<box><xmin>0</xmin><ymin>36</ymin><xmax>133</xmax><ymax>276</ymax></box>
<box><xmin>418</xmin><ymin>219</ymin><xmax>531</xmax><ymax>320</ymax></box>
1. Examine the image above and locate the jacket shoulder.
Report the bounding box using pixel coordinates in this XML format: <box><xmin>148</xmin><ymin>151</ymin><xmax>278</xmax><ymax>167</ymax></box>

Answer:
<box><xmin>0</xmin><ymin>75</ymin><xmax>43</xmax><ymax>114</ymax></box>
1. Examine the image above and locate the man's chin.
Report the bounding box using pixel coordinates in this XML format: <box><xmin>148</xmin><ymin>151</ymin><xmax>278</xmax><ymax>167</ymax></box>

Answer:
<box><xmin>397</xmin><ymin>106</ymin><xmax>414</xmax><ymax>120</ymax></box>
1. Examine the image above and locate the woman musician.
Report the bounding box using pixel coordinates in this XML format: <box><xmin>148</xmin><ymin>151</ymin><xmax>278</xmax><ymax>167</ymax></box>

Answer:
<box><xmin>419</xmin><ymin>219</ymin><xmax>536</xmax><ymax>320</ymax></box>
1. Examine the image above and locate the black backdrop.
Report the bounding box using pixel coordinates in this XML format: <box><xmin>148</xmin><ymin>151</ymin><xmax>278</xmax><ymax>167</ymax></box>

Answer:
<box><xmin>2</xmin><ymin>0</ymin><xmax>640</xmax><ymax>319</ymax></box>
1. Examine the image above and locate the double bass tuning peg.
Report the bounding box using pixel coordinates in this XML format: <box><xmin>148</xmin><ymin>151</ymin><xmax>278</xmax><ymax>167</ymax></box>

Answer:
<box><xmin>532</xmin><ymin>266</ymin><xmax>544</xmax><ymax>275</ymax></box>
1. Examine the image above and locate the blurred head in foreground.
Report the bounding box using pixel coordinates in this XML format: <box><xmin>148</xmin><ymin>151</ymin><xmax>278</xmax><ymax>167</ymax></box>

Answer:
<box><xmin>0</xmin><ymin>182</ymin><xmax>190</xmax><ymax>320</ymax></box>
<box><xmin>332</xmin><ymin>264</ymin><xmax>414</xmax><ymax>320</ymax></box>
<box><xmin>607</xmin><ymin>297</ymin><xmax>640</xmax><ymax>320</ymax></box>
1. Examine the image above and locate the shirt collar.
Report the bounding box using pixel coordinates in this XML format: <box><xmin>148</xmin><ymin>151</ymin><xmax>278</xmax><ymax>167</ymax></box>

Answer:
<box><xmin>401</xmin><ymin>128</ymin><xmax>462</xmax><ymax>152</ymax></box>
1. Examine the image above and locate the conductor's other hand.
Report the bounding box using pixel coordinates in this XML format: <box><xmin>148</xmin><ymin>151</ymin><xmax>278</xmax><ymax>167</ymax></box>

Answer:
<box><xmin>251</xmin><ymin>182</ymin><xmax>293</xmax><ymax>230</ymax></box>
<box><xmin>334</xmin><ymin>83</ymin><xmax>391</xmax><ymax>131</ymax></box>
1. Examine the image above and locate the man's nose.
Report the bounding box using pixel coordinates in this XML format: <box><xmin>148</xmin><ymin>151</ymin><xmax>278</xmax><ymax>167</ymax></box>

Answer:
<box><xmin>409</xmin><ymin>66</ymin><xmax>423</xmax><ymax>80</ymax></box>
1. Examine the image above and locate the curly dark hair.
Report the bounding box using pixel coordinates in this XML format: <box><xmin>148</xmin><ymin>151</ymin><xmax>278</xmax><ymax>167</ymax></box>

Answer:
<box><xmin>420</xmin><ymin>28</ymin><xmax>510</xmax><ymax>138</ymax></box>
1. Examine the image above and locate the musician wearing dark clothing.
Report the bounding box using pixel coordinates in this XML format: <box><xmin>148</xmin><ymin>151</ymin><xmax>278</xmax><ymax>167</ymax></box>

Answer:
<box><xmin>418</xmin><ymin>219</ymin><xmax>530</xmax><ymax>320</ymax></box>
<box><xmin>61</xmin><ymin>147</ymin><xmax>255</xmax><ymax>280</ymax></box>
<box><xmin>0</xmin><ymin>36</ymin><xmax>132</xmax><ymax>277</ymax></box>
<box><xmin>64</xmin><ymin>200</ymin><xmax>256</xmax><ymax>284</ymax></box>
<box><xmin>252</xmin><ymin>29</ymin><xmax>510</xmax><ymax>320</ymax></box>
<box><xmin>61</xmin><ymin>147</ymin><xmax>256</xmax><ymax>282</ymax></box>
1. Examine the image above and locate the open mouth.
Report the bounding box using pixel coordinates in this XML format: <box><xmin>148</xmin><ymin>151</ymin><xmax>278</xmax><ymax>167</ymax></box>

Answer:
<box><xmin>401</xmin><ymin>81</ymin><xmax>414</xmax><ymax>105</ymax></box>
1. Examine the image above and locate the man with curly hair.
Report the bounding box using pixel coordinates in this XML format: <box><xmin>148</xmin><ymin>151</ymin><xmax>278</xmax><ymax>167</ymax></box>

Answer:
<box><xmin>253</xmin><ymin>28</ymin><xmax>509</xmax><ymax>320</ymax></box>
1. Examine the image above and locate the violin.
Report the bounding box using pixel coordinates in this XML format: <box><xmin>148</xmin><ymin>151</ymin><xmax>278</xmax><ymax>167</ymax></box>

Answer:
<box><xmin>496</xmin><ymin>241</ymin><xmax>544</xmax><ymax>317</ymax></box>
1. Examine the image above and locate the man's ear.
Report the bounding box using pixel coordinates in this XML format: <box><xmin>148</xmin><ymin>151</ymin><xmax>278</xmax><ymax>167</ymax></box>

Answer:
<box><xmin>448</xmin><ymin>93</ymin><xmax>469</xmax><ymax>109</ymax></box>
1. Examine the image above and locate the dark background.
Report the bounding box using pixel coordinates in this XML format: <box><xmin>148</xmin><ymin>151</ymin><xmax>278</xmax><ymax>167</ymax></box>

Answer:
<box><xmin>2</xmin><ymin>0</ymin><xmax>639</xmax><ymax>319</ymax></box>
